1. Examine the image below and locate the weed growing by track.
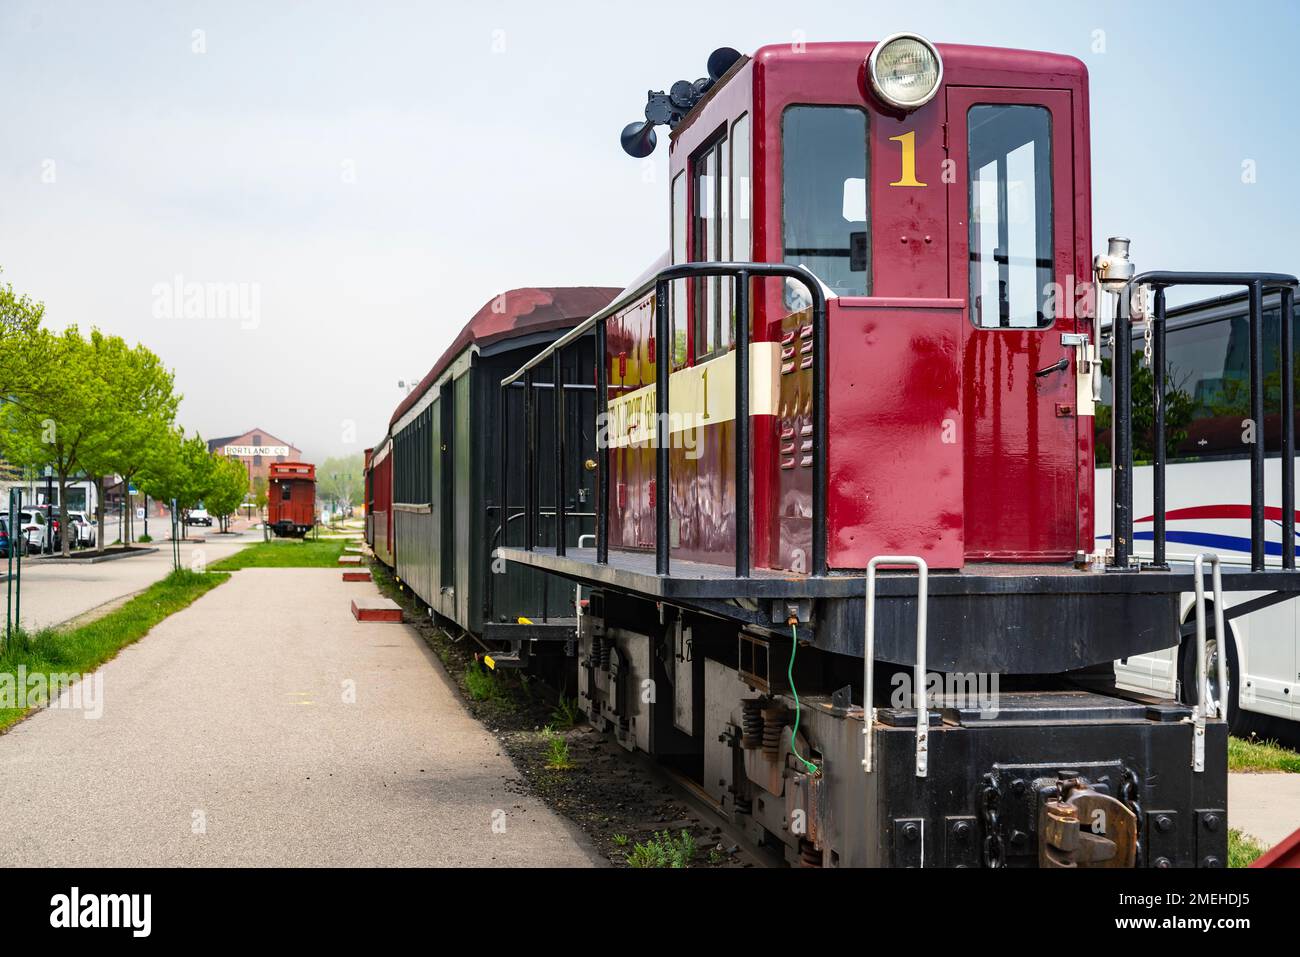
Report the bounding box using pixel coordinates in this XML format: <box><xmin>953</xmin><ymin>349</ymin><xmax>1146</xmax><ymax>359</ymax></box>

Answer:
<box><xmin>1228</xmin><ymin>828</ymin><xmax>1268</xmax><ymax>868</ymax></box>
<box><xmin>550</xmin><ymin>695</ymin><xmax>580</xmax><ymax>729</ymax></box>
<box><xmin>464</xmin><ymin>664</ymin><xmax>510</xmax><ymax>703</ymax></box>
<box><xmin>0</xmin><ymin>568</ymin><xmax>229</xmax><ymax>732</ymax></box>
<box><xmin>209</xmin><ymin>539</ymin><xmax>346</xmax><ymax>570</ymax></box>
<box><xmin>543</xmin><ymin>726</ymin><xmax>573</xmax><ymax>769</ymax></box>
<box><xmin>625</xmin><ymin>829</ymin><xmax>696</xmax><ymax>868</ymax></box>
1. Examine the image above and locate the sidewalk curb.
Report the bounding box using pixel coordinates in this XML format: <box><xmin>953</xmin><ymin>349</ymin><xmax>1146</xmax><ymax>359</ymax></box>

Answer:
<box><xmin>26</xmin><ymin>547</ymin><xmax>160</xmax><ymax>566</ymax></box>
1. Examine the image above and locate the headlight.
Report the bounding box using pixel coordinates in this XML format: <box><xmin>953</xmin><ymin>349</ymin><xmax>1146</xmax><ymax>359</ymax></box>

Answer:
<box><xmin>868</xmin><ymin>33</ymin><xmax>943</xmax><ymax>110</ymax></box>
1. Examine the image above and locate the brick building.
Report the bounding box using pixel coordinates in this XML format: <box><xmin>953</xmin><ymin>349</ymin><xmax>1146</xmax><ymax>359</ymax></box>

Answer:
<box><xmin>208</xmin><ymin>428</ymin><xmax>302</xmax><ymax>487</ymax></box>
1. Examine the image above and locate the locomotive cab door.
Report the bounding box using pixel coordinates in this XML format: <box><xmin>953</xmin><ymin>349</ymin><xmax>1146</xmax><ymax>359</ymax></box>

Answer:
<box><xmin>947</xmin><ymin>88</ymin><xmax>1080</xmax><ymax>562</ymax></box>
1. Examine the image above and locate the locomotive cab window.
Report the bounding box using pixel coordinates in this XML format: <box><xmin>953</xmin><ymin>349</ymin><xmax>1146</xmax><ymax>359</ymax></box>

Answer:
<box><xmin>968</xmin><ymin>104</ymin><xmax>1054</xmax><ymax>329</ymax></box>
<box><xmin>691</xmin><ymin>131</ymin><xmax>733</xmax><ymax>361</ymax></box>
<box><xmin>732</xmin><ymin>112</ymin><xmax>751</xmax><ymax>267</ymax></box>
<box><xmin>781</xmin><ymin>106</ymin><xmax>869</xmax><ymax>298</ymax></box>
<box><xmin>281</xmin><ymin>484</ymin><xmax>291</xmax><ymax>501</ymax></box>
<box><xmin>670</xmin><ymin>171</ymin><xmax>688</xmax><ymax>367</ymax></box>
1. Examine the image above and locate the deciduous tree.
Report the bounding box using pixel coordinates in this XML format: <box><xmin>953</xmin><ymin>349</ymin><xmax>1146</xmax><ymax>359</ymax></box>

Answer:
<box><xmin>205</xmin><ymin>454</ymin><xmax>249</xmax><ymax>532</ymax></box>
<box><xmin>0</xmin><ymin>327</ymin><xmax>107</xmax><ymax>556</ymax></box>
<box><xmin>317</xmin><ymin>453</ymin><xmax>364</xmax><ymax>512</ymax></box>
<box><xmin>78</xmin><ymin>332</ymin><xmax>179</xmax><ymax>550</ymax></box>
<box><xmin>0</xmin><ymin>268</ymin><xmax>48</xmax><ymax>400</ymax></box>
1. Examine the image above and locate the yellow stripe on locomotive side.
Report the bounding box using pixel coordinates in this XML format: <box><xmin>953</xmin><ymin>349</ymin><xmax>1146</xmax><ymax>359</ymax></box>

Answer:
<box><xmin>604</xmin><ymin>343</ymin><xmax>780</xmax><ymax>449</ymax></box>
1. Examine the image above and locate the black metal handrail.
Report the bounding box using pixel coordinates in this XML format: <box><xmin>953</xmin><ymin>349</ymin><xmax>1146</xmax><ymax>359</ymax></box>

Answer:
<box><xmin>499</xmin><ymin>260</ymin><xmax>827</xmax><ymax>578</ymax></box>
<box><xmin>1111</xmin><ymin>271</ymin><xmax>1299</xmax><ymax>572</ymax></box>
<box><xmin>484</xmin><ymin>508</ymin><xmax>596</xmax><ymax>622</ymax></box>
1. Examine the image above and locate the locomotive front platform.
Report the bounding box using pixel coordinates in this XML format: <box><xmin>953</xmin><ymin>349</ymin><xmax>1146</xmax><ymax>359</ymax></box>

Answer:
<box><xmin>502</xmin><ymin>546</ymin><xmax>1300</xmax><ymax>673</ymax></box>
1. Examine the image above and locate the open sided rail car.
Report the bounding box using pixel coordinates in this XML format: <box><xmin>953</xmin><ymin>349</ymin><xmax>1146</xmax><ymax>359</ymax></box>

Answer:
<box><xmin>365</xmin><ymin>286</ymin><xmax>619</xmax><ymax>652</ymax></box>
<box><xmin>493</xmin><ymin>36</ymin><xmax>1300</xmax><ymax>866</ymax></box>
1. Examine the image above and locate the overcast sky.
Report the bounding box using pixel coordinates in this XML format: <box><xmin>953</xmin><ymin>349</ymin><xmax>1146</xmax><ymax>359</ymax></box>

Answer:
<box><xmin>2</xmin><ymin>0</ymin><xmax>1298</xmax><ymax>460</ymax></box>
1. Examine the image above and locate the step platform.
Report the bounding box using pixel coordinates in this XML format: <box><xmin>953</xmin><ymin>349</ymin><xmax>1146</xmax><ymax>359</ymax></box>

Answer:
<box><xmin>483</xmin><ymin>651</ymin><xmax>522</xmax><ymax>670</ymax></box>
<box><xmin>338</xmin><ymin>555</ymin><xmax>362</xmax><ymax>565</ymax></box>
<box><xmin>351</xmin><ymin>597</ymin><xmax>401</xmax><ymax>623</ymax></box>
<box><xmin>342</xmin><ymin>570</ymin><xmax>372</xmax><ymax>582</ymax></box>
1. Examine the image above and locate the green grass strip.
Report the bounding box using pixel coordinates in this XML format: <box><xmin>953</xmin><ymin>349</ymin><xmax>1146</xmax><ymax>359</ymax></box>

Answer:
<box><xmin>1228</xmin><ymin>735</ymin><xmax>1300</xmax><ymax>773</ymax></box>
<box><xmin>1228</xmin><ymin>828</ymin><xmax>1269</xmax><ymax>868</ymax></box>
<box><xmin>0</xmin><ymin>568</ymin><xmax>229</xmax><ymax>732</ymax></box>
<box><xmin>209</xmin><ymin>539</ymin><xmax>346</xmax><ymax>570</ymax></box>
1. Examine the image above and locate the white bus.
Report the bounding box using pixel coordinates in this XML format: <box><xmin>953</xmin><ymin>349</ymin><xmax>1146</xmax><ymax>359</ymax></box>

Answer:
<box><xmin>1099</xmin><ymin>289</ymin><xmax>1299</xmax><ymax>733</ymax></box>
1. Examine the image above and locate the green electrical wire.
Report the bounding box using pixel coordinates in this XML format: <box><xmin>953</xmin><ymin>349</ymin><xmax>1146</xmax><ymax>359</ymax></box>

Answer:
<box><xmin>788</xmin><ymin>622</ymin><xmax>819</xmax><ymax>775</ymax></box>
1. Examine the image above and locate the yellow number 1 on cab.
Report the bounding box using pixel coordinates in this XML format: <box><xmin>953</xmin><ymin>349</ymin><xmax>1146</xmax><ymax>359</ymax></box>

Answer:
<box><xmin>889</xmin><ymin>130</ymin><xmax>926</xmax><ymax>187</ymax></box>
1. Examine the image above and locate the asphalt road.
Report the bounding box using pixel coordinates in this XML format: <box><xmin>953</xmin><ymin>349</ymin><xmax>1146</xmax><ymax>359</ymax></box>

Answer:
<box><xmin>0</xmin><ymin>567</ymin><xmax>600</xmax><ymax>866</ymax></box>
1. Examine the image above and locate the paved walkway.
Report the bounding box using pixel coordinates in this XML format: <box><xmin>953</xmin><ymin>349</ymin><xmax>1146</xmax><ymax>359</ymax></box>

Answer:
<box><xmin>1229</xmin><ymin>772</ymin><xmax>1300</xmax><ymax>848</ymax></box>
<box><xmin>0</xmin><ymin>567</ymin><xmax>599</xmax><ymax>866</ymax></box>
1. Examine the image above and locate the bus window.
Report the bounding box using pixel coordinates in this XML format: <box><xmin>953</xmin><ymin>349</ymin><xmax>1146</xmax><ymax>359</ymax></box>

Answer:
<box><xmin>1096</xmin><ymin>301</ymin><xmax>1300</xmax><ymax>463</ymax></box>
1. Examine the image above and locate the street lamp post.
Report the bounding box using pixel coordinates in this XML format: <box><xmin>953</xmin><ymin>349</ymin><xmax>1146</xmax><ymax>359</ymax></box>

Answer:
<box><xmin>43</xmin><ymin>467</ymin><xmax>53</xmax><ymax>555</ymax></box>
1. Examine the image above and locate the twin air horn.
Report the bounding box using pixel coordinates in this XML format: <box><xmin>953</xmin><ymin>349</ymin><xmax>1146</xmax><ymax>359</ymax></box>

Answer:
<box><xmin>620</xmin><ymin>47</ymin><xmax>743</xmax><ymax>158</ymax></box>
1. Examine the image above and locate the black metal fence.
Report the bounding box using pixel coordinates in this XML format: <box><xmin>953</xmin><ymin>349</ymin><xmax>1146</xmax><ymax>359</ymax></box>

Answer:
<box><xmin>1110</xmin><ymin>271</ymin><xmax>1299</xmax><ymax>571</ymax></box>
<box><xmin>499</xmin><ymin>261</ymin><xmax>826</xmax><ymax>578</ymax></box>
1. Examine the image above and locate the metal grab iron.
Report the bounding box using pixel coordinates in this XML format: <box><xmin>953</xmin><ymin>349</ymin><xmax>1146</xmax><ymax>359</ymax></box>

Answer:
<box><xmin>1191</xmin><ymin>552</ymin><xmax>1227</xmax><ymax>773</ymax></box>
<box><xmin>863</xmin><ymin>556</ymin><xmax>928</xmax><ymax>778</ymax></box>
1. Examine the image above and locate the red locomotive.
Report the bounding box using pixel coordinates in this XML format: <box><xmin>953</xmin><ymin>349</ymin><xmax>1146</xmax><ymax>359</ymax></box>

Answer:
<box><xmin>267</xmin><ymin>461</ymin><xmax>317</xmax><ymax>538</ymax></box>
<box><xmin>606</xmin><ymin>39</ymin><xmax>1091</xmax><ymax>572</ymax></box>
<box><xmin>361</xmin><ymin>34</ymin><xmax>1299</xmax><ymax>867</ymax></box>
<box><xmin>490</xmin><ymin>35</ymin><xmax>1300</xmax><ymax>866</ymax></box>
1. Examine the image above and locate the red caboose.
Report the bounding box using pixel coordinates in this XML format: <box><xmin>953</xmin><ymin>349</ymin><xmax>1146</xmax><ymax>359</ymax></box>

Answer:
<box><xmin>267</xmin><ymin>461</ymin><xmax>316</xmax><ymax>538</ymax></box>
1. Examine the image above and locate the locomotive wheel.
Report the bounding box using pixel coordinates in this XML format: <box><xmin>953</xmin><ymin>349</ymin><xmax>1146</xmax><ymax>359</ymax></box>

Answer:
<box><xmin>1178</xmin><ymin>615</ymin><xmax>1241</xmax><ymax>734</ymax></box>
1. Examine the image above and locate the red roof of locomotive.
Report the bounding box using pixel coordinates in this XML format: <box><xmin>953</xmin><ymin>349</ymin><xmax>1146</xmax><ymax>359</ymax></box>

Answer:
<box><xmin>389</xmin><ymin>286</ymin><xmax>621</xmax><ymax>427</ymax></box>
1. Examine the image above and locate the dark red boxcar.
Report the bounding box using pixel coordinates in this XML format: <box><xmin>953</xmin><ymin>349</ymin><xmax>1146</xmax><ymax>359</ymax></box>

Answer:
<box><xmin>364</xmin><ymin>441</ymin><xmax>393</xmax><ymax>564</ymax></box>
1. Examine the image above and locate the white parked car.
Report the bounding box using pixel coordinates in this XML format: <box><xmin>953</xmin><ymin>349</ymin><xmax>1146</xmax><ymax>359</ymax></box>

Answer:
<box><xmin>68</xmin><ymin>510</ymin><xmax>97</xmax><ymax>547</ymax></box>
<box><xmin>18</xmin><ymin>509</ymin><xmax>50</xmax><ymax>550</ymax></box>
<box><xmin>186</xmin><ymin>507</ymin><xmax>212</xmax><ymax>527</ymax></box>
